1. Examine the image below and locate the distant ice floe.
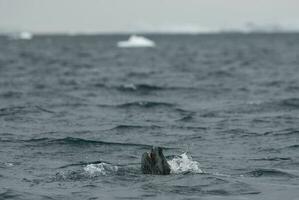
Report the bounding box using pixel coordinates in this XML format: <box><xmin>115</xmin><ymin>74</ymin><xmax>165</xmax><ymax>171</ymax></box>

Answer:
<box><xmin>19</xmin><ymin>32</ymin><xmax>33</xmax><ymax>40</ymax></box>
<box><xmin>168</xmin><ymin>153</ymin><xmax>204</xmax><ymax>174</ymax></box>
<box><xmin>8</xmin><ymin>32</ymin><xmax>33</xmax><ymax>40</ymax></box>
<box><xmin>117</xmin><ymin>35</ymin><xmax>155</xmax><ymax>48</ymax></box>
<box><xmin>84</xmin><ymin>163</ymin><xmax>118</xmax><ymax>176</ymax></box>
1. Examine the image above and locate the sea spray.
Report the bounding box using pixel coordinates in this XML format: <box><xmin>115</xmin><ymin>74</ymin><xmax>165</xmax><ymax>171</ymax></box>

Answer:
<box><xmin>168</xmin><ymin>153</ymin><xmax>204</xmax><ymax>174</ymax></box>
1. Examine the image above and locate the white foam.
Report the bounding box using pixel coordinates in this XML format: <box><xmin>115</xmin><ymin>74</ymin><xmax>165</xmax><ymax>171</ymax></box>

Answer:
<box><xmin>123</xmin><ymin>83</ymin><xmax>137</xmax><ymax>90</ymax></box>
<box><xmin>84</xmin><ymin>163</ymin><xmax>118</xmax><ymax>176</ymax></box>
<box><xmin>117</xmin><ymin>35</ymin><xmax>155</xmax><ymax>48</ymax></box>
<box><xmin>168</xmin><ymin>153</ymin><xmax>204</xmax><ymax>174</ymax></box>
<box><xmin>6</xmin><ymin>163</ymin><xmax>14</xmax><ymax>167</ymax></box>
<box><xmin>4</xmin><ymin>162</ymin><xmax>14</xmax><ymax>167</ymax></box>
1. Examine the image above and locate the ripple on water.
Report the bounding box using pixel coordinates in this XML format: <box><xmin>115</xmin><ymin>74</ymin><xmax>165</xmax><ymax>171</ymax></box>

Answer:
<box><xmin>22</xmin><ymin>137</ymin><xmax>152</xmax><ymax>149</ymax></box>
<box><xmin>245</xmin><ymin>168</ymin><xmax>298</xmax><ymax>178</ymax></box>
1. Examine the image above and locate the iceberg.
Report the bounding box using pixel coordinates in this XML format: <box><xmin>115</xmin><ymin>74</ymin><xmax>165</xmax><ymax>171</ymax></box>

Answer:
<box><xmin>8</xmin><ymin>31</ymin><xmax>33</xmax><ymax>40</ymax></box>
<box><xmin>117</xmin><ymin>35</ymin><xmax>155</xmax><ymax>48</ymax></box>
<box><xmin>19</xmin><ymin>32</ymin><xmax>33</xmax><ymax>40</ymax></box>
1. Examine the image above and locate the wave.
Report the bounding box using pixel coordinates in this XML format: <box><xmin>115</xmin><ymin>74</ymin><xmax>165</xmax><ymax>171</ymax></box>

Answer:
<box><xmin>105</xmin><ymin>124</ymin><xmax>206</xmax><ymax>132</ymax></box>
<box><xmin>148</xmin><ymin>184</ymin><xmax>258</xmax><ymax>196</ymax></box>
<box><xmin>96</xmin><ymin>101</ymin><xmax>178</xmax><ymax>110</ymax></box>
<box><xmin>263</xmin><ymin>128</ymin><xmax>299</xmax><ymax>137</ymax></box>
<box><xmin>116</xmin><ymin>101</ymin><xmax>176</xmax><ymax>109</ymax></box>
<box><xmin>0</xmin><ymin>106</ymin><xmax>27</xmax><ymax>116</ymax></box>
<box><xmin>117</xmin><ymin>83</ymin><xmax>164</xmax><ymax>92</ymax></box>
<box><xmin>35</xmin><ymin>105</ymin><xmax>56</xmax><ymax>113</ymax></box>
<box><xmin>168</xmin><ymin>153</ymin><xmax>204</xmax><ymax>174</ymax></box>
<box><xmin>109</xmin><ymin>124</ymin><xmax>161</xmax><ymax>131</ymax></box>
<box><xmin>0</xmin><ymin>162</ymin><xmax>14</xmax><ymax>169</ymax></box>
<box><xmin>0</xmin><ymin>91</ymin><xmax>23</xmax><ymax>99</ymax></box>
<box><xmin>92</xmin><ymin>82</ymin><xmax>197</xmax><ymax>93</ymax></box>
<box><xmin>245</xmin><ymin>168</ymin><xmax>297</xmax><ymax>178</ymax></box>
<box><xmin>207</xmin><ymin>70</ymin><xmax>233</xmax><ymax>78</ymax></box>
<box><xmin>126</xmin><ymin>72</ymin><xmax>154</xmax><ymax>78</ymax></box>
<box><xmin>53</xmin><ymin>162</ymin><xmax>119</xmax><ymax>182</ymax></box>
<box><xmin>0</xmin><ymin>105</ymin><xmax>55</xmax><ymax>117</ymax></box>
<box><xmin>286</xmin><ymin>85</ymin><xmax>299</xmax><ymax>92</ymax></box>
<box><xmin>177</xmin><ymin>114</ymin><xmax>194</xmax><ymax>122</ymax></box>
<box><xmin>54</xmin><ymin>153</ymin><xmax>203</xmax><ymax>181</ymax></box>
<box><xmin>281</xmin><ymin>98</ymin><xmax>299</xmax><ymax>108</ymax></box>
<box><xmin>0</xmin><ymin>189</ymin><xmax>22</xmax><ymax>199</ymax></box>
<box><xmin>171</xmin><ymin>125</ymin><xmax>207</xmax><ymax>131</ymax></box>
<box><xmin>92</xmin><ymin>82</ymin><xmax>106</xmax><ymax>88</ymax></box>
<box><xmin>251</xmin><ymin>157</ymin><xmax>292</xmax><ymax>161</ymax></box>
<box><xmin>283</xmin><ymin>144</ymin><xmax>299</xmax><ymax>150</ymax></box>
<box><xmin>23</xmin><ymin>137</ymin><xmax>152</xmax><ymax>148</ymax></box>
<box><xmin>263</xmin><ymin>98</ymin><xmax>299</xmax><ymax>110</ymax></box>
<box><xmin>58</xmin><ymin>160</ymin><xmax>106</xmax><ymax>169</ymax></box>
<box><xmin>84</xmin><ymin>163</ymin><xmax>118</xmax><ymax>176</ymax></box>
<box><xmin>226</xmin><ymin>98</ymin><xmax>299</xmax><ymax>115</ymax></box>
<box><xmin>200</xmin><ymin>112</ymin><xmax>218</xmax><ymax>118</ymax></box>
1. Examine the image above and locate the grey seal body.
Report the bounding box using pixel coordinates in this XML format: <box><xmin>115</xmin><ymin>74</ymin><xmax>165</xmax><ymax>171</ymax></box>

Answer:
<box><xmin>141</xmin><ymin>147</ymin><xmax>171</xmax><ymax>175</ymax></box>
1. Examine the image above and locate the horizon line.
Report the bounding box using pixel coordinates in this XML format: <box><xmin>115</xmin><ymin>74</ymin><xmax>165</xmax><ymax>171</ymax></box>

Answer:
<box><xmin>1</xmin><ymin>30</ymin><xmax>299</xmax><ymax>36</ymax></box>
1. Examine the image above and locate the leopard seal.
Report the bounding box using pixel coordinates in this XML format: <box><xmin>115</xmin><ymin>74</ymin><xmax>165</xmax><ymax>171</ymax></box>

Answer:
<box><xmin>141</xmin><ymin>146</ymin><xmax>171</xmax><ymax>175</ymax></box>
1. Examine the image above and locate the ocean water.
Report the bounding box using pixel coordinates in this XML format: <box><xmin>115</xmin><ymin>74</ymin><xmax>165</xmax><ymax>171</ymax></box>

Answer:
<box><xmin>0</xmin><ymin>33</ymin><xmax>299</xmax><ymax>200</ymax></box>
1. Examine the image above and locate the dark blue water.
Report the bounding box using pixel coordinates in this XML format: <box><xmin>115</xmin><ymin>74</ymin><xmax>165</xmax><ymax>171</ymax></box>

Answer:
<box><xmin>0</xmin><ymin>34</ymin><xmax>299</xmax><ymax>200</ymax></box>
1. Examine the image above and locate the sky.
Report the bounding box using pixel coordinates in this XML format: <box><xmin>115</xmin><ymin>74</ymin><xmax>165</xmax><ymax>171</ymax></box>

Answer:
<box><xmin>0</xmin><ymin>0</ymin><xmax>299</xmax><ymax>33</ymax></box>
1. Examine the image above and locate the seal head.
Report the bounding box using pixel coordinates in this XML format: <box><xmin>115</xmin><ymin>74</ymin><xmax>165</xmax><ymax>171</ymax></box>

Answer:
<box><xmin>141</xmin><ymin>147</ymin><xmax>171</xmax><ymax>175</ymax></box>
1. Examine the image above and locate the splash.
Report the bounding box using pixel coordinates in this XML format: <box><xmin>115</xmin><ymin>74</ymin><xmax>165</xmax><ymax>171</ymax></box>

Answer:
<box><xmin>84</xmin><ymin>163</ymin><xmax>118</xmax><ymax>176</ymax></box>
<box><xmin>168</xmin><ymin>153</ymin><xmax>203</xmax><ymax>174</ymax></box>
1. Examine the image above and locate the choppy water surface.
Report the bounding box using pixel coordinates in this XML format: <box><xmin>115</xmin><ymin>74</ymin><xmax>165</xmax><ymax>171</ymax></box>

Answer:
<box><xmin>0</xmin><ymin>34</ymin><xmax>299</xmax><ymax>200</ymax></box>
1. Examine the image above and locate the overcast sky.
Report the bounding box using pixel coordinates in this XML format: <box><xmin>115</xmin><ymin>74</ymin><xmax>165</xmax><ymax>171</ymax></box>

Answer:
<box><xmin>0</xmin><ymin>0</ymin><xmax>298</xmax><ymax>33</ymax></box>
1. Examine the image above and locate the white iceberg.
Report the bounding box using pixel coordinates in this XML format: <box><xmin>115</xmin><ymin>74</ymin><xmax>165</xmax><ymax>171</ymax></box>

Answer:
<box><xmin>117</xmin><ymin>35</ymin><xmax>155</xmax><ymax>48</ymax></box>
<box><xmin>8</xmin><ymin>31</ymin><xmax>33</xmax><ymax>40</ymax></box>
<box><xmin>19</xmin><ymin>32</ymin><xmax>33</xmax><ymax>40</ymax></box>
